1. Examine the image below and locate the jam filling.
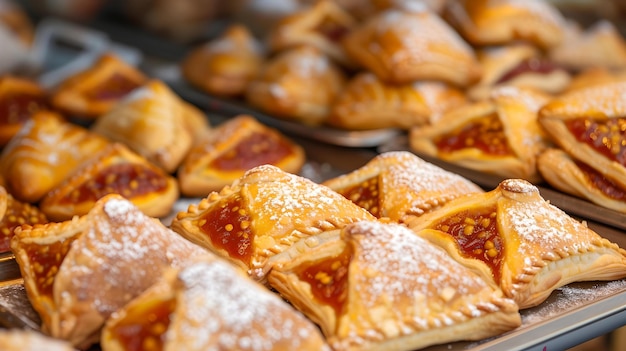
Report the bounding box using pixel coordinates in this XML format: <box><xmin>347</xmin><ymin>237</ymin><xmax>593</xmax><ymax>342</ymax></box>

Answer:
<box><xmin>57</xmin><ymin>164</ymin><xmax>168</xmax><ymax>205</ymax></box>
<box><xmin>434</xmin><ymin>113</ymin><xmax>512</xmax><ymax>156</ymax></box>
<box><xmin>0</xmin><ymin>199</ymin><xmax>48</xmax><ymax>253</ymax></box>
<box><xmin>433</xmin><ymin>208</ymin><xmax>503</xmax><ymax>282</ymax></box>
<box><xmin>296</xmin><ymin>245</ymin><xmax>352</xmax><ymax>321</ymax></box>
<box><xmin>0</xmin><ymin>93</ymin><xmax>48</xmax><ymax>125</ymax></box>
<box><xmin>110</xmin><ymin>297</ymin><xmax>176</xmax><ymax>351</ymax></box>
<box><xmin>576</xmin><ymin>161</ymin><xmax>626</xmax><ymax>201</ymax></box>
<box><xmin>209</xmin><ymin>132</ymin><xmax>294</xmax><ymax>171</ymax></box>
<box><xmin>566</xmin><ymin>118</ymin><xmax>626</xmax><ymax>166</ymax></box>
<box><xmin>199</xmin><ymin>194</ymin><xmax>253</xmax><ymax>264</ymax></box>
<box><xmin>25</xmin><ymin>237</ymin><xmax>77</xmax><ymax>298</ymax></box>
<box><xmin>85</xmin><ymin>73</ymin><xmax>141</xmax><ymax>100</ymax></box>
<box><xmin>496</xmin><ymin>58</ymin><xmax>561</xmax><ymax>84</ymax></box>
<box><xmin>314</xmin><ymin>19</ymin><xmax>350</xmax><ymax>42</ymax></box>
<box><xmin>336</xmin><ymin>177</ymin><xmax>380</xmax><ymax>217</ymax></box>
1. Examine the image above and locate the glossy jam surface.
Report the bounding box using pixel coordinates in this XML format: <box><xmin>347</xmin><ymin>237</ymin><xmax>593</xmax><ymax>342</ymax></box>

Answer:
<box><xmin>0</xmin><ymin>199</ymin><xmax>48</xmax><ymax>253</ymax></box>
<box><xmin>0</xmin><ymin>93</ymin><xmax>48</xmax><ymax>125</ymax></box>
<box><xmin>435</xmin><ymin>113</ymin><xmax>512</xmax><ymax>156</ymax></box>
<box><xmin>576</xmin><ymin>161</ymin><xmax>626</xmax><ymax>200</ymax></box>
<box><xmin>210</xmin><ymin>132</ymin><xmax>294</xmax><ymax>171</ymax></box>
<box><xmin>296</xmin><ymin>246</ymin><xmax>352</xmax><ymax>318</ymax></box>
<box><xmin>110</xmin><ymin>297</ymin><xmax>176</xmax><ymax>351</ymax></box>
<box><xmin>497</xmin><ymin>58</ymin><xmax>560</xmax><ymax>83</ymax></box>
<box><xmin>85</xmin><ymin>73</ymin><xmax>141</xmax><ymax>100</ymax></box>
<box><xmin>199</xmin><ymin>194</ymin><xmax>253</xmax><ymax>264</ymax></box>
<box><xmin>336</xmin><ymin>177</ymin><xmax>380</xmax><ymax>217</ymax></box>
<box><xmin>58</xmin><ymin>164</ymin><xmax>168</xmax><ymax>204</ymax></box>
<box><xmin>566</xmin><ymin>118</ymin><xmax>626</xmax><ymax>166</ymax></box>
<box><xmin>434</xmin><ymin>208</ymin><xmax>503</xmax><ymax>282</ymax></box>
<box><xmin>24</xmin><ymin>237</ymin><xmax>77</xmax><ymax>298</ymax></box>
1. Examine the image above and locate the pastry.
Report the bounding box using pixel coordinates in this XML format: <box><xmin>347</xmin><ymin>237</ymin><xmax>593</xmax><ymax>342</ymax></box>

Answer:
<box><xmin>267</xmin><ymin>0</ymin><xmax>357</xmax><ymax>67</ymax></box>
<box><xmin>468</xmin><ymin>44</ymin><xmax>571</xmax><ymax>101</ymax></box>
<box><xmin>563</xmin><ymin>67</ymin><xmax>626</xmax><ymax>94</ymax></box>
<box><xmin>0</xmin><ymin>75</ymin><xmax>50</xmax><ymax>146</ymax></box>
<box><xmin>0</xmin><ymin>111</ymin><xmax>110</xmax><ymax>203</ymax></box>
<box><xmin>11</xmin><ymin>194</ymin><xmax>207</xmax><ymax>348</ymax></box>
<box><xmin>406</xmin><ymin>179</ymin><xmax>626</xmax><ymax>309</ymax></box>
<box><xmin>245</xmin><ymin>45</ymin><xmax>347</xmax><ymax>126</ymax></box>
<box><xmin>268</xmin><ymin>220</ymin><xmax>521</xmax><ymax>351</ymax></box>
<box><xmin>322</xmin><ymin>151</ymin><xmax>483</xmax><ymax>222</ymax></box>
<box><xmin>181</xmin><ymin>24</ymin><xmax>265</xmax><ymax>97</ymax></box>
<box><xmin>409</xmin><ymin>86</ymin><xmax>552</xmax><ymax>182</ymax></box>
<box><xmin>0</xmin><ymin>186</ymin><xmax>48</xmax><ymax>253</ymax></box>
<box><xmin>50</xmin><ymin>53</ymin><xmax>148</xmax><ymax>120</ymax></box>
<box><xmin>444</xmin><ymin>0</ymin><xmax>566</xmax><ymax>49</ymax></box>
<box><xmin>328</xmin><ymin>72</ymin><xmax>467</xmax><ymax>130</ymax></box>
<box><xmin>39</xmin><ymin>143</ymin><xmax>179</xmax><ymax>221</ymax></box>
<box><xmin>170</xmin><ymin>164</ymin><xmax>375</xmax><ymax>282</ymax></box>
<box><xmin>177</xmin><ymin>115</ymin><xmax>306</xmax><ymax>197</ymax></box>
<box><xmin>101</xmin><ymin>255</ymin><xmax>330</xmax><ymax>351</ymax></box>
<box><xmin>0</xmin><ymin>329</ymin><xmax>76</xmax><ymax>351</ymax></box>
<box><xmin>342</xmin><ymin>9</ymin><xmax>481</xmax><ymax>86</ymax></box>
<box><xmin>91</xmin><ymin>79</ymin><xmax>210</xmax><ymax>173</ymax></box>
<box><xmin>538</xmin><ymin>81</ymin><xmax>626</xmax><ymax>189</ymax></box>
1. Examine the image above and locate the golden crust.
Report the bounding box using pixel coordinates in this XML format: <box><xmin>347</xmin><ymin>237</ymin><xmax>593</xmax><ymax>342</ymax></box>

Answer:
<box><xmin>0</xmin><ymin>186</ymin><xmax>48</xmax><ymax>253</ymax></box>
<box><xmin>0</xmin><ymin>329</ymin><xmax>75</xmax><ymax>351</ymax></box>
<box><xmin>0</xmin><ymin>75</ymin><xmax>50</xmax><ymax>146</ymax></box>
<box><xmin>564</xmin><ymin>67</ymin><xmax>626</xmax><ymax>94</ymax></box>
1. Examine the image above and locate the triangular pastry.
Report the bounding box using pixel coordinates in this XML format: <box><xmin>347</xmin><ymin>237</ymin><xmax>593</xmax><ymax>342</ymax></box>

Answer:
<box><xmin>267</xmin><ymin>0</ymin><xmax>357</xmax><ymax>67</ymax></box>
<box><xmin>245</xmin><ymin>45</ymin><xmax>347</xmax><ymax>126</ymax></box>
<box><xmin>177</xmin><ymin>115</ymin><xmax>305</xmax><ymax>197</ymax></box>
<box><xmin>91</xmin><ymin>79</ymin><xmax>210</xmax><ymax>173</ymax></box>
<box><xmin>39</xmin><ymin>143</ymin><xmax>179</xmax><ymax>221</ymax></box>
<box><xmin>181</xmin><ymin>24</ymin><xmax>265</xmax><ymax>97</ymax></box>
<box><xmin>170</xmin><ymin>164</ymin><xmax>375</xmax><ymax>282</ymax></box>
<box><xmin>322</xmin><ymin>151</ymin><xmax>483</xmax><ymax>222</ymax></box>
<box><xmin>10</xmin><ymin>194</ymin><xmax>207</xmax><ymax>348</ymax></box>
<box><xmin>102</xmin><ymin>255</ymin><xmax>331</xmax><ymax>351</ymax></box>
<box><xmin>0</xmin><ymin>111</ymin><xmax>110</xmax><ymax>203</ymax></box>
<box><xmin>406</xmin><ymin>179</ymin><xmax>626</xmax><ymax>309</ymax></box>
<box><xmin>0</xmin><ymin>185</ymin><xmax>48</xmax><ymax>253</ymax></box>
<box><xmin>0</xmin><ymin>75</ymin><xmax>50</xmax><ymax>146</ymax></box>
<box><xmin>410</xmin><ymin>86</ymin><xmax>552</xmax><ymax>182</ymax></box>
<box><xmin>268</xmin><ymin>220</ymin><xmax>521</xmax><ymax>351</ymax></box>
<box><xmin>342</xmin><ymin>9</ymin><xmax>481</xmax><ymax>87</ymax></box>
<box><xmin>50</xmin><ymin>53</ymin><xmax>148</xmax><ymax>120</ymax></box>
<box><xmin>328</xmin><ymin>72</ymin><xmax>467</xmax><ymax>130</ymax></box>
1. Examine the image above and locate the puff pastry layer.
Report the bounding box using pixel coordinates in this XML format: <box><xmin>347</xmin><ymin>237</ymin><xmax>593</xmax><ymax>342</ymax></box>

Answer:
<box><xmin>0</xmin><ymin>329</ymin><xmax>75</xmax><ymax>351</ymax></box>
<box><xmin>0</xmin><ymin>75</ymin><xmax>50</xmax><ymax>146</ymax></box>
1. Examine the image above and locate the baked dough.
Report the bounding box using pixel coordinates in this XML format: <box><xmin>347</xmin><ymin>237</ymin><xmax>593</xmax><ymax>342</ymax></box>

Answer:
<box><xmin>342</xmin><ymin>9</ymin><xmax>481</xmax><ymax>86</ymax></box>
<box><xmin>322</xmin><ymin>151</ymin><xmax>483</xmax><ymax>222</ymax></box>
<box><xmin>410</xmin><ymin>86</ymin><xmax>552</xmax><ymax>182</ymax></box>
<box><xmin>563</xmin><ymin>67</ymin><xmax>626</xmax><ymax>94</ymax></box>
<box><xmin>245</xmin><ymin>45</ymin><xmax>347</xmax><ymax>126</ymax></box>
<box><xmin>0</xmin><ymin>186</ymin><xmax>48</xmax><ymax>254</ymax></box>
<box><xmin>0</xmin><ymin>111</ymin><xmax>110</xmax><ymax>203</ymax></box>
<box><xmin>39</xmin><ymin>143</ymin><xmax>179</xmax><ymax>221</ymax></box>
<box><xmin>0</xmin><ymin>75</ymin><xmax>50</xmax><ymax>146</ymax></box>
<box><xmin>268</xmin><ymin>220</ymin><xmax>521</xmax><ymax>351</ymax></box>
<box><xmin>0</xmin><ymin>330</ymin><xmax>75</xmax><ymax>351</ymax></box>
<box><xmin>10</xmin><ymin>194</ymin><xmax>206</xmax><ymax>348</ymax></box>
<box><xmin>177</xmin><ymin>115</ymin><xmax>305</xmax><ymax>197</ymax></box>
<box><xmin>50</xmin><ymin>53</ymin><xmax>148</xmax><ymax>120</ymax></box>
<box><xmin>181</xmin><ymin>24</ymin><xmax>265</xmax><ymax>97</ymax></box>
<box><xmin>328</xmin><ymin>72</ymin><xmax>467</xmax><ymax>130</ymax></box>
<box><xmin>170</xmin><ymin>164</ymin><xmax>375</xmax><ymax>282</ymax></box>
<box><xmin>101</xmin><ymin>255</ymin><xmax>330</xmax><ymax>351</ymax></box>
<box><xmin>406</xmin><ymin>179</ymin><xmax>626</xmax><ymax>309</ymax></box>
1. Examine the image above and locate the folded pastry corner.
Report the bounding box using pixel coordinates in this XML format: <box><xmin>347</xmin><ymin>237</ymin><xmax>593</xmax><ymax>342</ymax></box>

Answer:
<box><xmin>0</xmin><ymin>185</ymin><xmax>48</xmax><ymax>253</ymax></box>
<box><xmin>0</xmin><ymin>75</ymin><xmax>50</xmax><ymax>147</ymax></box>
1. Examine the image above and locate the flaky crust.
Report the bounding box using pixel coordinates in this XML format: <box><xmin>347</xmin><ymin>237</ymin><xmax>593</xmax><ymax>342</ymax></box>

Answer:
<box><xmin>0</xmin><ymin>75</ymin><xmax>50</xmax><ymax>146</ymax></box>
<box><xmin>0</xmin><ymin>330</ymin><xmax>75</xmax><ymax>351</ymax></box>
<box><xmin>407</xmin><ymin>179</ymin><xmax>626</xmax><ymax>309</ymax></box>
<box><xmin>0</xmin><ymin>186</ymin><xmax>48</xmax><ymax>253</ymax></box>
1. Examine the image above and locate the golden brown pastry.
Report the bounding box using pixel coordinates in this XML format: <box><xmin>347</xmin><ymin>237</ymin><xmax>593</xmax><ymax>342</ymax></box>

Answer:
<box><xmin>406</xmin><ymin>179</ymin><xmax>626</xmax><ymax>309</ymax></box>
<box><xmin>102</xmin><ymin>255</ymin><xmax>331</xmax><ymax>351</ymax></box>
<box><xmin>91</xmin><ymin>79</ymin><xmax>210</xmax><ymax>173</ymax></box>
<box><xmin>245</xmin><ymin>45</ymin><xmax>347</xmax><ymax>126</ymax></box>
<box><xmin>268</xmin><ymin>220</ymin><xmax>521</xmax><ymax>351</ymax></box>
<box><xmin>170</xmin><ymin>164</ymin><xmax>375</xmax><ymax>282</ymax></box>
<box><xmin>50</xmin><ymin>53</ymin><xmax>148</xmax><ymax>120</ymax></box>
<box><xmin>11</xmin><ymin>194</ymin><xmax>207</xmax><ymax>348</ymax></box>
<box><xmin>0</xmin><ymin>75</ymin><xmax>50</xmax><ymax>146</ymax></box>
<box><xmin>177</xmin><ymin>115</ymin><xmax>306</xmax><ymax>197</ymax></box>
<box><xmin>0</xmin><ymin>111</ymin><xmax>110</xmax><ymax>203</ymax></box>
<box><xmin>322</xmin><ymin>151</ymin><xmax>483</xmax><ymax>222</ymax></box>
<box><xmin>328</xmin><ymin>72</ymin><xmax>467</xmax><ymax>130</ymax></box>
<box><xmin>267</xmin><ymin>0</ymin><xmax>357</xmax><ymax>67</ymax></box>
<box><xmin>563</xmin><ymin>67</ymin><xmax>626</xmax><ymax>94</ymax></box>
<box><xmin>181</xmin><ymin>24</ymin><xmax>265</xmax><ymax>97</ymax></box>
<box><xmin>0</xmin><ymin>186</ymin><xmax>48</xmax><ymax>253</ymax></box>
<box><xmin>39</xmin><ymin>143</ymin><xmax>179</xmax><ymax>221</ymax></box>
<box><xmin>410</xmin><ymin>86</ymin><xmax>552</xmax><ymax>182</ymax></box>
<box><xmin>445</xmin><ymin>0</ymin><xmax>566</xmax><ymax>49</ymax></box>
<box><xmin>0</xmin><ymin>329</ymin><xmax>76</xmax><ymax>351</ymax></box>
<box><xmin>342</xmin><ymin>9</ymin><xmax>481</xmax><ymax>87</ymax></box>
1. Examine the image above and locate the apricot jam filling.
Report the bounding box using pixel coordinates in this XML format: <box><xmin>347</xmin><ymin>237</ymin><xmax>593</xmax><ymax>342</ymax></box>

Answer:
<box><xmin>433</xmin><ymin>208</ymin><xmax>503</xmax><ymax>282</ymax></box>
<box><xmin>296</xmin><ymin>245</ymin><xmax>352</xmax><ymax>319</ymax></box>
<box><xmin>85</xmin><ymin>73</ymin><xmax>141</xmax><ymax>100</ymax></box>
<box><xmin>24</xmin><ymin>237</ymin><xmax>77</xmax><ymax>298</ymax></box>
<box><xmin>434</xmin><ymin>113</ymin><xmax>512</xmax><ymax>156</ymax></box>
<box><xmin>58</xmin><ymin>164</ymin><xmax>168</xmax><ymax>204</ymax></box>
<box><xmin>110</xmin><ymin>297</ymin><xmax>176</xmax><ymax>351</ymax></box>
<box><xmin>496</xmin><ymin>58</ymin><xmax>560</xmax><ymax>84</ymax></box>
<box><xmin>0</xmin><ymin>93</ymin><xmax>48</xmax><ymax>125</ymax></box>
<box><xmin>576</xmin><ymin>161</ymin><xmax>626</xmax><ymax>201</ymax></box>
<box><xmin>566</xmin><ymin>118</ymin><xmax>626</xmax><ymax>166</ymax></box>
<box><xmin>209</xmin><ymin>132</ymin><xmax>294</xmax><ymax>171</ymax></box>
<box><xmin>0</xmin><ymin>199</ymin><xmax>48</xmax><ymax>253</ymax></box>
<box><xmin>199</xmin><ymin>194</ymin><xmax>253</xmax><ymax>264</ymax></box>
<box><xmin>336</xmin><ymin>177</ymin><xmax>380</xmax><ymax>217</ymax></box>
